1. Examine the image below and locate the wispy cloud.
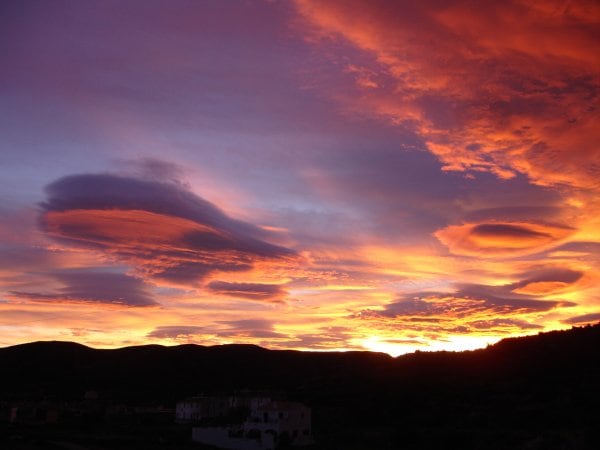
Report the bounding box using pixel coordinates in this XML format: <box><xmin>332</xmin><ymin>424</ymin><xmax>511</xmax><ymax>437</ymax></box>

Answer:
<box><xmin>355</xmin><ymin>279</ymin><xmax>576</xmax><ymax>335</ymax></box>
<box><xmin>9</xmin><ymin>270</ymin><xmax>158</xmax><ymax>307</ymax></box>
<box><xmin>295</xmin><ymin>0</ymin><xmax>600</xmax><ymax>188</ymax></box>
<box><xmin>148</xmin><ymin>319</ymin><xmax>285</xmax><ymax>341</ymax></box>
<box><xmin>562</xmin><ymin>312</ymin><xmax>600</xmax><ymax>325</ymax></box>
<box><xmin>207</xmin><ymin>281</ymin><xmax>287</xmax><ymax>303</ymax></box>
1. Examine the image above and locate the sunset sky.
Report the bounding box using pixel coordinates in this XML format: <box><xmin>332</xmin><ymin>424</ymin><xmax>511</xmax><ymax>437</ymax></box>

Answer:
<box><xmin>1</xmin><ymin>0</ymin><xmax>599</xmax><ymax>355</ymax></box>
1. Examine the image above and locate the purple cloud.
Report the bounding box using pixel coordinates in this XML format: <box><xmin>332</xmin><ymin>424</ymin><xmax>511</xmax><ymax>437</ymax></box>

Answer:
<box><xmin>563</xmin><ymin>312</ymin><xmax>600</xmax><ymax>325</ymax></box>
<box><xmin>148</xmin><ymin>319</ymin><xmax>285</xmax><ymax>340</ymax></box>
<box><xmin>370</xmin><ymin>285</ymin><xmax>571</xmax><ymax>320</ymax></box>
<box><xmin>40</xmin><ymin>173</ymin><xmax>296</xmax><ymax>286</ymax></box>
<box><xmin>355</xmin><ymin>279</ymin><xmax>576</xmax><ymax>333</ymax></box>
<box><xmin>9</xmin><ymin>270</ymin><xmax>157</xmax><ymax>307</ymax></box>
<box><xmin>207</xmin><ymin>281</ymin><xmax>286</xmax><ymax>302</ymax></box>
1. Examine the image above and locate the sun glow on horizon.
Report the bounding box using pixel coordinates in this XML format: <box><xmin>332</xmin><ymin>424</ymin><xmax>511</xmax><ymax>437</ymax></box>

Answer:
<box><xmin>0</xmin><ymin>0</ymin><xmax>598</xmax><ymax>353</ymax></box>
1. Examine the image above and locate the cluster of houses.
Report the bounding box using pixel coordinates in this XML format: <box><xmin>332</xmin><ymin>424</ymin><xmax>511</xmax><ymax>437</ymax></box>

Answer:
<box><xmin>5</xmin><ymin>390</ymin><xmax>173</xmax><ymax>426</ymax></box>
<box><xmin>3</xmin><ymin>390</ymin><xmax>313</xmax><ymax>449</ymax></box>
<box><xmin>176</xmin><ymin>393</ymin><xmax>313</xmax><ymax>450</ymax></box>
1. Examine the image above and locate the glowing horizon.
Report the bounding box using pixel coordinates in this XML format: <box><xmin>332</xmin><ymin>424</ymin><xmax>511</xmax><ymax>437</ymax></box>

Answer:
<box><xmin>1</xmin><ymin>0</ymin><xmax>599</xmax><ymax>355</ymax></box>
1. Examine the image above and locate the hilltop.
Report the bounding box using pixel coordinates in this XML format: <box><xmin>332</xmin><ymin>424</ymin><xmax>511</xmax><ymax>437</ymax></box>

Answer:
<box><xmin>1</xmin><ymin>324</ymin><xmax>599</xmax><ymax>449</ymax></box>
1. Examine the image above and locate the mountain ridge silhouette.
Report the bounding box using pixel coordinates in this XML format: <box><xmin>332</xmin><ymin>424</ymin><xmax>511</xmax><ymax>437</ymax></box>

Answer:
<box><xmin>1</xmin><ymin>323</ymin><xmax>598</xmax><ymax>402</ymax></box>
<box><xmin>2</xmin><ymin>324</ymin><xmax>599</xmax><ymax>449</ymax></box>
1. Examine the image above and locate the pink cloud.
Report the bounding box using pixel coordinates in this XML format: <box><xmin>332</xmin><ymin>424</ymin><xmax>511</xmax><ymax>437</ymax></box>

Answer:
<box><xmin>41</xmin><ymin>173</ymin><xmax>297</xmax><ymax>288</ymax></box>
<box><xmin>295</xmin><ymin>0</ymin><xmax>600</xmax><ymax>189</ymax></box>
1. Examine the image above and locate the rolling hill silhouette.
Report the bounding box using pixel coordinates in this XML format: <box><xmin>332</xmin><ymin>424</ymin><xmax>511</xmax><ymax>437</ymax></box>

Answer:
<box><xmin>1</xmin><ymin>324</ymin><xmax>599</xmax><ymax>449</ymax></box>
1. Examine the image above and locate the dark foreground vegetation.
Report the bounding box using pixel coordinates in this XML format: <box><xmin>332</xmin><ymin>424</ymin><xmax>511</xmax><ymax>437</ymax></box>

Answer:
<box><xmin>1</xmin><ymin>323</ymin><xmax>599</xmax><ymax>449</ymax></box>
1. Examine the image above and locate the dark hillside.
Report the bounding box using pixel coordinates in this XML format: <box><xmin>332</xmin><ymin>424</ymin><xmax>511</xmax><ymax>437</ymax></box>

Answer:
<box><xmin>1</xmin><ymin>324</ymin><xmax>599</xmax><ymax>449</ymax></box>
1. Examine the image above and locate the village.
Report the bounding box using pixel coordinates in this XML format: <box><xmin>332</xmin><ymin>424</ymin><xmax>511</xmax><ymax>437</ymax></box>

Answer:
<box><xmin>2</xmin><ymin>390</ymin><xmax>313</xmax><ymax>450</ymax></box>
<box><xmin>177</xmin><ymin>393</ymin><xmax>312</xmax><ymax>449</ymax></box>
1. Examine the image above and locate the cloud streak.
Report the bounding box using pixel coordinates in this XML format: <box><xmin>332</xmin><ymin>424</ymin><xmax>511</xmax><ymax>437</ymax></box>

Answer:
<box><xmin>563</xmin><ymin>312</ymin><xmax>600</xmax><ymax>325</ymax></box>
<box><xmin>148</xmin><ymin>319</ymin><xmax>285</xmax><ymax>341</ymax></box>
<box><xmin>207</xmin><ymin>281</ymin><xmax>287</xmax><ymax>302</ymax></box>
<box><xmin>9</xmin><ymin>270</ymin><xmax>158</xmax><ymax>307</ymax></box>
<box><xmin>434</xmin><ymin>221</ymin><xmax>574</xmax><ymax>257</ymax></box>
<box><xmin>40</xmin><ymin>174</ymin><xmax>296</xmax><ymax>287</ymax></box>
<box><xmin>355</xmin><ymin>277</ymin><xmax>576</xmax><ymax>336</ymax></box>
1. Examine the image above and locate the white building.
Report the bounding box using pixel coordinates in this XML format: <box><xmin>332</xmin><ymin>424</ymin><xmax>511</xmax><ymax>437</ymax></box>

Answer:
<box><xmin>192</xmin><ymin>427</ymin><xmax>275</xmax><ymax>450</ymax></box>
<box><xmin>244</xmin><ymin>401</ymin><xmax>312</xmax><ymax>446</ymax></box>
<box><xmin>175</xmin><ymin>395</ymin><xmax>231</xmax><ymax>423</ymax></box>
<box><xmin>191</xmin><ymin>399</ymin><xmax>312</xmax><ymax>449</ymax></box>
<box><xmin>176</xmin><ymin>394</ymin><xmax>272</xmax><ymax>424</ymax></box>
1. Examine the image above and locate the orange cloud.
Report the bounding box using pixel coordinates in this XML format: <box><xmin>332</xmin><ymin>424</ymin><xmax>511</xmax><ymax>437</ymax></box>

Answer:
<box><xmin>42</xmin><ymin>208</ymin><xmax>279</xmax><ymax>286</ymax></box>
<box><xmin>44</xmin><ymin>209</ymin><xmax>225</xmax><ymax>248</ymax></box>
<box><xmin>206</xmin><ymin>281</ymin><xmax>287</xmax><ymax>303</ymax></box>
<box><xmin>40</xmin><ymin>174</ymin><xmax>296</xmax><ymax>288</ymax></box>
<box><xmin>295</xmin><ymin>0</ymin><xmax>600</xmax><ymax>189</ymax></box>
<box><xmin>434</xmin><ymin>221</ymin><xmax>574</xmax><ymax>257</ymax></box>
<box><xmin>352</xmin><ymin>283</ymin><xmax>573</xmax><ymax>345</ymax></box>
<box><xmin>512</xmin><ymin>281</ymin><xmax>571</xmax><ymax>296</ymax></box>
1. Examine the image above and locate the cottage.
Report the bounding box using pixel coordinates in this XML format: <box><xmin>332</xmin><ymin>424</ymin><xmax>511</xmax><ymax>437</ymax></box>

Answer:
<box><xmin>175</xmin><ymin>395</ymin><xmax>231</xmax><ymax>423</ymax></box>
<box><xmin>244</xmin><ymin>401</ymin><xmax>312</xmax><ymax>447</ymax></box>
<box><xmin>191</xmin><ymin>398</ymin><xmax>312</xmax><ymax>449</ymax></box>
